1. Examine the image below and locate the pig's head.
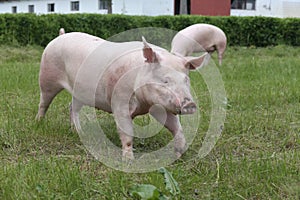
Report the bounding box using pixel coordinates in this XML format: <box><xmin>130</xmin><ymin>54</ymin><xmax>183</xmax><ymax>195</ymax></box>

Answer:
<box><xmin>134</xmin><ymin>37</ymin><xmax>207</xmax><ymax>115</ymax></box>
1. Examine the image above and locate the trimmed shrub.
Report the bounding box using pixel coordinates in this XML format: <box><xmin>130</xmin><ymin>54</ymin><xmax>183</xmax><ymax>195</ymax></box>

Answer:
<box><xmin>281</xmin><ymin>18</ymin><xmax>300</xmax><ymax>46</ymax></box>
<box><xmin>0</xmin><ymin>13</ymin><xmax>299</xmax><ymax>47</ymax></box>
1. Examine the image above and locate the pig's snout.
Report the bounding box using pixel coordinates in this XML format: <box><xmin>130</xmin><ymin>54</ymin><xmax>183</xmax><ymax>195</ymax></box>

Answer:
<box><xmin>181</xmin><ymin>102</ymin><xmax>196</xmax><ymax>114</ymax></box>
<box><xmin>180</xmin><ymin>98</ymin><xmax>196</xmax><ymax>115</ymax></box>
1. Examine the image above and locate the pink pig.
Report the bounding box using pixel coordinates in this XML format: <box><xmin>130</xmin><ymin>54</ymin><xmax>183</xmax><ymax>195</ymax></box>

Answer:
<box><xmin>171</xmin><ymin>24</ymin><xmax>227</xmax><ymax>65</ymax></box>
<box><xmin>36</xmin><ymin>32</ymin><xmax>207</xmax><ymax>159</ymax></box>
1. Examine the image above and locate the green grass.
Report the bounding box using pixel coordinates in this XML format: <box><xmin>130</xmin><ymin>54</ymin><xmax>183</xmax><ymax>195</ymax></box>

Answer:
<box><xmin>0</xmin><ymin>45</ymin><xmax>299</xmax><ymax>199</ymax></box>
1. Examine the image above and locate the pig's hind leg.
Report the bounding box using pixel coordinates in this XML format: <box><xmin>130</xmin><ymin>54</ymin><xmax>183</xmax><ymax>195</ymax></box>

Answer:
<box><xmin>36</xmin><ymin>83</ymin><xmax>63</xmax><ymax>120</ymax></box>
<box><xmin>36</xmin><ymin>59</ymin><xmax>66</xmax><ymax>120</ymax></box>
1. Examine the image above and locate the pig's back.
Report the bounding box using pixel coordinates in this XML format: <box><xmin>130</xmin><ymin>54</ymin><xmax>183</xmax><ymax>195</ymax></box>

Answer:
<box><xmin>171</xmin><ymin>24</ymin><xmax>226</xmax><ymax>55</ymax></box>
<box><xmin>52</xmin><ymin>32</ymin><xmax>105</xmax><ymax>73</ymax></box>
<box><xmin>184</xmin><ymin>24</ymin><xmax>225</xmax><ymax>46</ymax></box>
<box><xmin>40</xmin><ymin>32</ymin><xmax>105</xmax><ymax>91</ymax></box>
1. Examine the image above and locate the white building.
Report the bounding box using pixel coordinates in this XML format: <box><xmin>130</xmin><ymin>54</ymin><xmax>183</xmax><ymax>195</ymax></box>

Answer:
<box><xmin>0</xmin><ymin>0</ymin><xmax>299</xmax><ymax>18</ymax></box>
<box><xmin>231</xmin><ymin>0</ymin><xmax>300</xmax><ymax>18</ymax></box>
<box><xmin>0</xmin><ymin>0</ymin><xmax>174</xmax><ymax>16</ymax></box>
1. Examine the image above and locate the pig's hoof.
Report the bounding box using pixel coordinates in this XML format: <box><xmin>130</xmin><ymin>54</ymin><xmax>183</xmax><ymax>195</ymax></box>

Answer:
<box><xmin>70</xmin><ymin>123</ymin><xmax>79</xmax><ymax>132</ymax></box>
<box><xmin>70</xmin><ymin>124</ymin><xmax>77</xmax><ymax>132</ymax></box>
<box><xmin>174</xmin><ymin>145</ymin><xmax>187</xmax><ymax>159</ymax></box>
<box><xmin>175</xmin><ymin>152</ymin><xmax>182</xmax><ymax>159</ymax></box>
<box><xmin>35</xmin><ymin>114</ymin><xmax>44</xmax><ymax>122</ymax></box>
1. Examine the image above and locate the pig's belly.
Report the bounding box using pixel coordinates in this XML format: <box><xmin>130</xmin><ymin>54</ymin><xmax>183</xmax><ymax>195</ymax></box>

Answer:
<box><xmin>69</xmin><ymin>78</ymin><xmax>113</xmax><ymax>113</ymax></box>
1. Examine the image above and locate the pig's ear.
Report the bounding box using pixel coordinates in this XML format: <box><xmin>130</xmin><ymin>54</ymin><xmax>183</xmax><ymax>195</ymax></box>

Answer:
<box><xmin>185</xmin><ymin>53</ymin><xmax>209</xmax><ymax>70</ymax></box>
<box><xmin>142</xmin><ymin>36</ymin><xmax>159</xmax><ymax>63</ymax></box>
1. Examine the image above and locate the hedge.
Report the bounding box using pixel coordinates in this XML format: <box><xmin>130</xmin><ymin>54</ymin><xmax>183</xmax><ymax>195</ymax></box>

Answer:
<box><xmin>0</xmin><ymin>13</ymin><xmax>299</xmax><ymax>47</ymax></box>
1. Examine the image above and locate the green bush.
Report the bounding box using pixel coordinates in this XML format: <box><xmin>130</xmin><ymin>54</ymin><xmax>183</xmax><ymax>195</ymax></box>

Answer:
<box><xmin>281</xmin><ymin>18</ymin><xmax>300</xmax><ymax>46</ymax></box>
<box><xmin>0</xmin><ymin>13</ymin><xmax>299</xmax><ymax>47</ymax></box>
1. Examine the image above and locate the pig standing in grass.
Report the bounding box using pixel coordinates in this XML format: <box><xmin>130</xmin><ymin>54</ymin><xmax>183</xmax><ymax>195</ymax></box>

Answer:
<box><xmin>36</xmin><ymin>32</ymin><xmax>207</xmax><ymax>159</ymax></box>
<box><xmin>171</xmin><ymin>24</ymin><xmax>227</xmax><ymax>65</ymax></box>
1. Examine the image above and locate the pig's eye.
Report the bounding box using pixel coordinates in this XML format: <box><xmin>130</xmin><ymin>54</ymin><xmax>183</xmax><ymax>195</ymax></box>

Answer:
<box><xmin>163</xmin><ymin>77</ymin><xmax>170</xmax><ymax>84</ymax></box>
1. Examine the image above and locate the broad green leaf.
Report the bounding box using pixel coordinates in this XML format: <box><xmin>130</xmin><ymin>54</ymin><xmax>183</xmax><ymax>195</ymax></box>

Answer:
<box><xmin>129</xmin><ymin>184</ymin><xmax>168</xmax><ymax>200</ymax></box>
<box><xmin>158</xmin><ymin>167</ymin><xmax>181</xmax><ymax>195</ymax></box>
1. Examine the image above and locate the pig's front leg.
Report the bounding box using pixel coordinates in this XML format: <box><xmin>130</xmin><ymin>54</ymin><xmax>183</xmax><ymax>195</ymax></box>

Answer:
<box><xmin>150</xmin><ymin>111</ymin><xmax>187</xmax><ymax>158</ymax></box>
<box><xmin>114</xmin><ymin>113</ymin><xmax>135</xmax><ymax>160</ymax></box>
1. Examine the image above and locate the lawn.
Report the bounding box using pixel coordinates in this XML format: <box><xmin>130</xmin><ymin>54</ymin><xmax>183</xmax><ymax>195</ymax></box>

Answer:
<box><xmin>0</xmin><ymin>45</ymin><xmax>299</xmax><ymax>199</ymax></box>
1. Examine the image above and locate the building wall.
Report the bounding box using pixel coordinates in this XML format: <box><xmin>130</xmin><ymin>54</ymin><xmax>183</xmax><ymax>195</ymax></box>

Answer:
<box><xmin>281</xmin><ymin>0</ymin><xmax>300</xmax><ymax>17</ymax></box>
<box><xmin>112</xmin><ymin>0</ymin><xmax>174</xmax><ymax>16</ymax></box>
<box><xmin>112</xmin><ymin>0</ymin><xmax>142</xmax><ymax>15</ymax></box>
<box><xmin>0</xmin><ymin>0</ymin><xmax>299</xmax><ymax>17</ymax></box>
<box><xmin>231</xmin><ymin>0</ymin><xmax>281</xmax><ymax>17</ymax></box>
<box><xmin>0</xmin><ymin>0</ymin><xmax>174</xmax><ymax>16</ymax></box>
<box><xmin>0</xmin><ymin>0</ymin><xmax>109</xmax><ymax>14</ymax></box>
<box><xmin>231</xmin><ymin>0</ymin><xmax>300</xmax><ymax>18</ymax></box>
<box><xmin>190</xmin><ymin>0</ymin><xmax>231</xmax><ymax>16</ymax></box>
<box><xmin>142</xmin><ymin>0</ymin><xmax>174</xmax><ymax>16</ymax></box>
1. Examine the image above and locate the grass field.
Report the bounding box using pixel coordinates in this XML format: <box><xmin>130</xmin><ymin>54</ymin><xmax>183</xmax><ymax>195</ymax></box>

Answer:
<box><xmin>0</xmin><ymin>45</ymin><xmax>299</xmax><ymax>199</ymax></box>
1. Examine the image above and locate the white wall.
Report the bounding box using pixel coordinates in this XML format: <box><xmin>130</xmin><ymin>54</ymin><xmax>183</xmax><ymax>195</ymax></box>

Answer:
<box><xmin>81</xmin><ymin>0</ymin><xmax>108</xmax><ymax>14</ymax></box>
<box><xmin>142</xmin><ymin>0</ymin><xmax>174</xmax><ymax>16</ymax></box>
<box><xmin>231</xmin><ymin>0</ymin><xmax>280</xmax><ymax>17</ymax></box>
<box><xmin>0</xmin><ymin>0</ymin><xmax>108</xmax><ymax>14</ymax></box>
<box><xmin>231</xmin><ymin>0</ymin><xmax>300</xmax><ymax>18</ymax></box>
<box><xmin>112</xmin><ymin>0</ymin><xmax>143</xmax><ymax>15</ymax></box>
<box><xmin>281</xmin><ymin>0</ymin><xmax>300</xmax><ymax>17</ymax></box>
<box><xmin>1</xmin><ymin>0</ymin><xmax>299</xmax><ymax>17</ymax></box>
<box><xmin>112</xmin><ymin>0</ymin><xmax>174</xmax><ymax>16</ymax></box>
<box><xmin>0</xmin><ymin>0</ymin><xmax>173</xmax><ymax>15</ymax></box>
